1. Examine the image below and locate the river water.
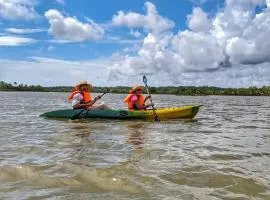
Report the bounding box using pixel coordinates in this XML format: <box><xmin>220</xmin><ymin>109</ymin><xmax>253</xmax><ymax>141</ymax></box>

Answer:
<box><xmin>0</xmin><ymin>92</ymin><xmax>269</xmax><ymax>200</ymax></box>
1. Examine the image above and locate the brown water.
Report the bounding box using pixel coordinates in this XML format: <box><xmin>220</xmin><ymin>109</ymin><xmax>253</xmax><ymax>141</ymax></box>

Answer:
<box><xmin>0</xmin><ymin>92</ymin><xmax>269</xmax><ymax>200</ymax></box>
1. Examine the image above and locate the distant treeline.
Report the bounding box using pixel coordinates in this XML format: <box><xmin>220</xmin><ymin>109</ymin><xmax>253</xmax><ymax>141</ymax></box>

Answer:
<box><xmin>1</xmin><ymin>81</ymin><xmax>270</xmax><ymax>96</ymax></box>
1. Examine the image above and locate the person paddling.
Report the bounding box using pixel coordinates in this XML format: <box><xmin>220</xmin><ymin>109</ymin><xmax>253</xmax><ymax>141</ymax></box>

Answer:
<box><xmin>68</xmin><ymin>81</ymin><xmax>110</xmax><ymax>110</ymax></box>
<box><xmin>124</xmin><ymin>85</ymin><xmax>153</xmax><ymax>110</ymax></box>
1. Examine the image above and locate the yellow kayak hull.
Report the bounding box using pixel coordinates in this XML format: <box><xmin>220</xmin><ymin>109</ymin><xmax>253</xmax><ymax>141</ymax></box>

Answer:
<box><xmin>137</xmin><ymin>105</ymin><xmax>201</xmax><ymax>120</ymax></box>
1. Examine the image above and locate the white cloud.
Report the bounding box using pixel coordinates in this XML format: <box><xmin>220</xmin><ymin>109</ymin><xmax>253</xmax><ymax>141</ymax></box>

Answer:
<box><xmin>215</xmin><ymin>0</ymin><xmax>270</xmax><ymax>65</ymax></box>
<box><xmin>7</xmin><ymin>0</ymin><xmax>38</xmax><ymax>4</ymax></box>
<box><xmin>172</xmin><ymin>31</ymin><xmax>225</xmax><ymax>71</ymax></box>
<box><xmin>2</xmin><ymin>56</ymin><xmax>270</xmax><ymax>87</ymax></box>
<box><xmin>0</xmin><ymin>35</ymin><xmax>36</xmax><ymax>46</ymax></box>
<box><xmin>44</xmin><ymin>9</ymin><xmax>105</xmax><ymax>42</ymax></box>
<box><xmin>108</xmin><ymin>0</ymin><xmax>270</xmax><ymax>87</ymax></box>
<box><xmin>0</xmin><ymin>57</ymin><xmax>113</xmax><ymax>86</ymax></box>
<box><xmin>2</xmin><ymin>0</ymin><xmax>270</xmax><ymax>87</ymax></box>
<box><xmin>5</xmin><ymin>28</ymin><xmax>45</xmax><ymax>34</ymax></box>
<box><xmin>226</xmin><ymin>0</ymin><xmax>265</xmax><ymax>8</ymax></box>
<box><xmin>267</xmin><ymin>0</ymin><xmax>270</xmax><ymax>7</ymax></box>
<box><xmin>47</xmin><ymin>45</ymin><xmax>55</xmax><ymax>51</ymax></box>
<box><xmin>48</xmin><ymin>39</ymin><xmax>73</xmax><ymax>44</ymax></box>
<box><xmin>187</xmin><ymin>0</ymin><xmax>207</xmax><ymax>5</ymax></box>
<box><xmin>0</xmin><ymin>0</ymin><xmax>38</xmax><ymax>20</ymax></box>
<box><xmin>104</xmin><ymin>39</ymin><xmax>142</xmax><ymax>44</ymax></box>
<box><xmin>187</xmin><ymin>7</ymin><xmax>210</xmax><ymax>32</ymax></box>
<box><xmin>112</xmin><ymin>1</ymin><xmax>174</xmax><ymax>33</ymax></box>
<box><xmin>130</xmin><ymin>29</ymin><xmax>142</xmax><ymax>38</ymax></box>
<box><xmin>55</xmin><ymin>0</ymin><xmax>64</xmax><ymax>5</ymax></box>
<box><xmin>103</xmin><ymin>35</ymin><xmax>142</xmax><ymax>44</ymax></box>
<box><xmin>108</xmin><ymin>31</ymin><xmax>224</xmax><ymax>81</ymax></box>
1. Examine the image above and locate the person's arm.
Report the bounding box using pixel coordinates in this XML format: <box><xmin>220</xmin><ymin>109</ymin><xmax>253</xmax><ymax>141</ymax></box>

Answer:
<box><xmin>73</xmin><ymin>102</ymin><xmax>88</xmax><ymax>109</ymax></box>
<box><xmin>144</xmin><ymin>95</ymin><xmax>151</xmax><ymax>103</ymax></box>
<box><xmin>72</xmin><ymin>94</ymin><xmax>101</xmax><ymax>109</ymax></box>
<box><xmin>86</xmin><ymin>96</ymin><xmax>101</xmax><ymax>107</ymax></box>
<box><xmin>144</xmin><ymin>103</ymin><xmax>154</xmax><ymax>109</ymax></box>
<box><xmin>133</xmin><ymin>101</ymin><xmax>145</xmax><ymax>109</ymax></box>
<box><xmin>134</xmin><ymin>98</ymin><xmax>153</xmax><ymax>109</ymax></box>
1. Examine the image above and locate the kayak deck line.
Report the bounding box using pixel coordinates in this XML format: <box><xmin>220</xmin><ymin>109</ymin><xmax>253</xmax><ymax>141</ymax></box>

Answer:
<box><xmin>40</xmin><ymin>105</ymin><xmax>201</xmax><ymax>120</ymax></box>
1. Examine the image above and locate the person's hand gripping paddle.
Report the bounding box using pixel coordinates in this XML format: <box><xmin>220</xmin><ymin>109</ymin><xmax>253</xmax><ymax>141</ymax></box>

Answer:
<box><xmin>71</xmin><ymin>89</ymin><xmax>110</xmax><ymax>120</ymax></box>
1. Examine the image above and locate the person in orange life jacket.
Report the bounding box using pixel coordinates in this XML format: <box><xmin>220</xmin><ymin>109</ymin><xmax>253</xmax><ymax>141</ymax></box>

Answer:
<box><xmin>124</xmin><ymin>85</ymin><xmax>154</xmax><ymax>110</ymax></box>
<box><xmin>68</xmin><ymin>81</ymin><xmax>110</xmax><ymax>110</ymax></box>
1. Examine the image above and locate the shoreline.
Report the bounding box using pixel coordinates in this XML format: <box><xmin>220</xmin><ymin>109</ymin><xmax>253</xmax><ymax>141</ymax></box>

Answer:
<box><xmin>1</xmin><ymin>81</ymin><xmax>270</xmax><ymax>96</ymax></box>
<box><xmin>1</xmin><ymin>89</ymin><xmax>270</xmax><ymax>96</ymax></box>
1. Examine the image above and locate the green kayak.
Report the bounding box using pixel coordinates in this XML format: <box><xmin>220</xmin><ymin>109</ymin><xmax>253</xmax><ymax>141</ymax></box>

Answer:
<box><xmin>40</xmin><ymin>105</ymin><xmax>201</xmax><ymax>120</ymax></box>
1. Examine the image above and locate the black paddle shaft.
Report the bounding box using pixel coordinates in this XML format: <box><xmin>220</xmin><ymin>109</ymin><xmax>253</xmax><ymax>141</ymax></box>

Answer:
<box><xmin>143</xmin><ymin>75</ymin><xmax>160</xmax><ymax>121</ymax></box>
<box><xmin>71</xmin><ymin>90</ymin><xmax>109</xmax><ymax>120</ymax></box>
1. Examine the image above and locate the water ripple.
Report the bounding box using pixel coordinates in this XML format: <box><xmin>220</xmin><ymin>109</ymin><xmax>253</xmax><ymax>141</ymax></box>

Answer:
<box><xmin>0</xmin><ymin>92</ymin><xmax>270</xmax><ymax>199</ymax></box>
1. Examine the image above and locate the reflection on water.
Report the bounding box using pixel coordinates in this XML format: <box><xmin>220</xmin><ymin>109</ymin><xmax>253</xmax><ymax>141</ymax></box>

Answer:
<box><xmin>0</xmin><ymin>92</ymin><xmax>270</xmax><ymax>199</ymax></box>
<box><xmin>125</xmin><ymin>123</ymin><xmax>145</xmax><ymax>149</ymax></box>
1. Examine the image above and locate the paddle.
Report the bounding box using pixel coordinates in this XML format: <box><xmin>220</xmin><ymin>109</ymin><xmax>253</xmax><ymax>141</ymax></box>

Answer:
<box><xmin>143</xmin><ymin>75</ymin><xmax>160</xmax><ymax>121</ymax></box>
<box><xmin>71</xmin><ymin>89</ymin><xmax>109</xmax><ymax>120</ymax></box>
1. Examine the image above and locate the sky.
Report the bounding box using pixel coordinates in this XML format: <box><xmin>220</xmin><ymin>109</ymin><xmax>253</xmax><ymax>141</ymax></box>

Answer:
<box><xmin>0</xmin><ymin>0</ymin><xmax>270</xmax><ymax>87</ymax></box>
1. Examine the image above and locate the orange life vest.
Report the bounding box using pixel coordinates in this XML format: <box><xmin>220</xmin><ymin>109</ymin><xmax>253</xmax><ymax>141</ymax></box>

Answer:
<box><xmin>124</xmin><ymin>94</ymin><xmax>145</xmax><ymax>110</ymax></box>
<box><xmin>68</xmin><ymin>91</ymin><xmax>92</xmax><ymax>104</ymax></box>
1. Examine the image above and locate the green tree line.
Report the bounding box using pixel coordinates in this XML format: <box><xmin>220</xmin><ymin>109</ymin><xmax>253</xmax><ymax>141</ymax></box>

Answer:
<box><xmin>0</xmin><ymin>81</ymin><xmax>45</xmax><ymax>91</ymax></box>
<box><xmin>1</xmin><ymin>81</ymin><xmax>270</xmax><ymax>96</ymax></box>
